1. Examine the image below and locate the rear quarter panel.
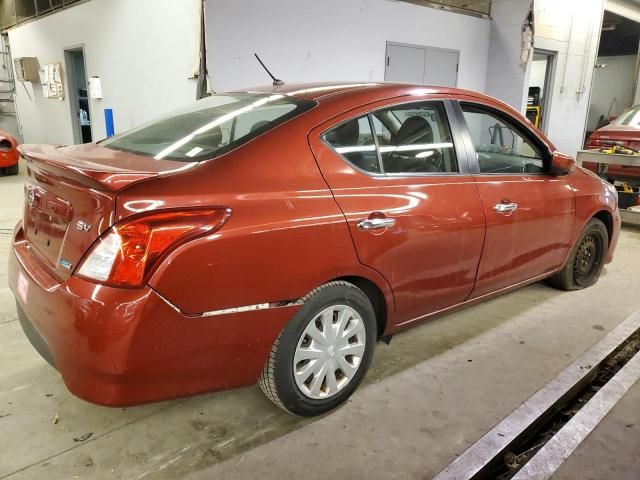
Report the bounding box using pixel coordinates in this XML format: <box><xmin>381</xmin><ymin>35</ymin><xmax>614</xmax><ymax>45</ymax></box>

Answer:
<box><xmin>116</xmin><ymin>120</ymin><xmax>394</xmax><ymax>320</ymax></box>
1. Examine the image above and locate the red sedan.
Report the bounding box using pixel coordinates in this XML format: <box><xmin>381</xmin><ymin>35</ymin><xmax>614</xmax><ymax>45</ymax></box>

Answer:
<box><xmin>585</xmin><ymin>105</ymin><xmax>640</xmax><ymax>183</ymax></box>
<box><xmin>10</xmin><ymin>83</ymin><xmax>620</xmax><ymax>416</ymax></box>
<box><xmin>0</xmin><ymin>130</ymin><xmax>19</xmax><ymax>175</ymax></box>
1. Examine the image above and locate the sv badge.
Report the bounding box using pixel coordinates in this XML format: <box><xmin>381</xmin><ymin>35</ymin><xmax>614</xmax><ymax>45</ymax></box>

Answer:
<box><xmin>76</xmin><ymin>220</ymin><xmax>92</xmax><ymax>232</ymax></box>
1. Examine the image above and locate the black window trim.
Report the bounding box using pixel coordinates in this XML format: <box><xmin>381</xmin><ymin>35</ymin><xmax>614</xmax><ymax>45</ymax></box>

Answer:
<box><xmin>320</xmin><ymin>98</ymin><xmax>471</xmax><ymax>178</ymax></box>
<box><xmin>453</xmin><ymin>100</ymin><xmax>553</xmax><ymax>176</ymax></box>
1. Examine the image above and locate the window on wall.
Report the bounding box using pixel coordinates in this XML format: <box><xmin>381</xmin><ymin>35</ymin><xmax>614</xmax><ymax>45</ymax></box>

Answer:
<box><xmin>396</xmin><ymin>0</ymin><xmax>491</xmax><ymax>18</ymax></box>
<box><xmin>0</xmin><ymin>0</ymin><xmax>83</xmax><ymax>30</ymax></box>
<box><xmin>461</xmin><ymin>104</ymin><xmax>546</xmax><ymax>174</ymax></box>
<box><xmin>324</xmin><ymin>101</ymin><xmax>458</xmax><ymax>175</ymax></box>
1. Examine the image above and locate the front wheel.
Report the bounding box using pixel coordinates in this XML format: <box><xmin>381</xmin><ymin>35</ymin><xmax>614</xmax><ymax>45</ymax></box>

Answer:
<box><xmin>547</xmin><ymin>218</ymin><xmax>608</xmax><ymax>291</ymax></box>
<box><xmin>259</xmin><ymin>281</ymin><xmax>377</xmax><ymax>416</ymax></box>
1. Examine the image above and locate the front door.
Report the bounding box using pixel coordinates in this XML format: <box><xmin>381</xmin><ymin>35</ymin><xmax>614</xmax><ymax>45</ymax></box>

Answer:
<box><xmin>310</xmin><ymin>98</ymin><xmax>485</xmax><ymax>326</ymax></box>
<box><xmin>454</xmin><ymin>100</ymin><xmax>575</xmax><ymax>297</ymax></box>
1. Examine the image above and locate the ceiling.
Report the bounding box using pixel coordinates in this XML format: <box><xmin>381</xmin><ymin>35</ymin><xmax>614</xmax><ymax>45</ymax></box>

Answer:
<box><xmin>599</xmin><ymin>10</ymin><xmax>640</xmax><ymax>56</ymax></box>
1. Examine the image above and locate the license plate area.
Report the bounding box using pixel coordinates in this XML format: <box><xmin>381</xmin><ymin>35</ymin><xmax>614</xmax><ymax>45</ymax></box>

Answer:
<box><xmin>24</xmin><ymin>185</ymin><xmax>72</xmax><ymax>270</ymax></box>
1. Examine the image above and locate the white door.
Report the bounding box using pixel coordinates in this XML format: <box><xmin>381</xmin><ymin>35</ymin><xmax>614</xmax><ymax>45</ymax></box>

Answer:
<box><xmin>385</xmin><ymin>42</ymin><xmax>458</xmax><ymax>87</ymax></box>
<box><xmin>424</xmin><ymin>48</ymin><xmax>458</xmax><ymax>87</ymax></box>
<box><xmin>384</xmin><ymin>43</ymin><xmax>426</xmax><ymax>84</ymax></box>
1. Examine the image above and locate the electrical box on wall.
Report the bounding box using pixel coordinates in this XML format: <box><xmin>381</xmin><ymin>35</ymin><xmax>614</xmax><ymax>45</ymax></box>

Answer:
<box><xmin>14</xmin><ymin>57</ymin><xmax>39</xmax><ymax>82</ymax></box>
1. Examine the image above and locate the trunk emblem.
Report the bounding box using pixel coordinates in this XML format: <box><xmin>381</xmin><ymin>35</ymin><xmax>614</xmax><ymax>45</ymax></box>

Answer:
<box><xmin>76</xmin><ymin>221</ymin><xmax>92</xmax><ymax>232</ymax></box>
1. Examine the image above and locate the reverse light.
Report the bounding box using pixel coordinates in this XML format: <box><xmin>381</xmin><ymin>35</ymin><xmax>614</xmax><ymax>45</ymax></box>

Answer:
<box><xmin>77</xmin><ymin>208</ymin><xmax>231</xmax><ymax>287</ymax></box>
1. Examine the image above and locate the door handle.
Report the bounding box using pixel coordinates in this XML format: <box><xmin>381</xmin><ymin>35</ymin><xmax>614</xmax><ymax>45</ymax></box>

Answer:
<box><xmin>494</xmin><ymin>202</ymin><xmax>518</xmax><ymax>215</ymax></box>
<box><xmin>357</xmin><ymin>217</ymin><xmax>396</xmax><ymax>231</ymax></box>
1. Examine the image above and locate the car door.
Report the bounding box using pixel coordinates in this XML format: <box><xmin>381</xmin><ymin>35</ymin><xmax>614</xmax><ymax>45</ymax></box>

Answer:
<box><xmin>452</xmin><ymin>98</ymin><xmax>575</xmax><ymax>298</ymax></box>
<box><xmin>309</xmin><ymin>98</ymin><xmax>486</xmax><ymax>326</ymax></box>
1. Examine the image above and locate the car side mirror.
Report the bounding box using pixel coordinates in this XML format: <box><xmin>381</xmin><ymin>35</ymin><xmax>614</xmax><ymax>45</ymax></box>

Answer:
<box><xmin>549</xmin><ymin>152</ymin><xmax>576</xmax><ymax>175</ymax></box>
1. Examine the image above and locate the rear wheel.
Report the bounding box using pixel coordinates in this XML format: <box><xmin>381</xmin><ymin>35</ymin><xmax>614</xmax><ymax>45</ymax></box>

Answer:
<box><xmin>548</xmin><ymin>218</ymin><xmax>608</xmax><ymax>291</ymax></box>
<box><xmin>259</xmin><ymin>281</ymin><xmax>377</xmax><ymax>416</ymax></box>
<box><xmin>5</xmin><ymin>163</ymin><xmax>18</xmax><ymax>175</ymax></box>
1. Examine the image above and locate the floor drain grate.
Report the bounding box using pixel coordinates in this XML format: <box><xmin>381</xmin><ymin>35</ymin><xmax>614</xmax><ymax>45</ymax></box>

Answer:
<box><xmin>488</xmin><ymin>328</ymin><xmax>640</xmax><ymax>479</ymax></box>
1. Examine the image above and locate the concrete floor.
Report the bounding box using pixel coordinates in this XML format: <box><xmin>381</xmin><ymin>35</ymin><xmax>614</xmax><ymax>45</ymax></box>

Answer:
<box><xmin>1</xmin><ymin>162</ymin><xmax>639</xmax><ymax>480</ymax></box>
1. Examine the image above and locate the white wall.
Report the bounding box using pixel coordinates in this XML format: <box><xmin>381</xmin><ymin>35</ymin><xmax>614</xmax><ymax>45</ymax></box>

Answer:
<box><xmin>484</xmin><ymin>0</ymin><xmax>533</xmax><ymax>113</ymax></box>
<box><xmin>532</xmin><ymin>0</ymin><xmax>605</xmax><ymax>156</ymax></box>
<box><xmin>206</xmin><ymin>0</ymin><xmax>490</xmax><ymax>93</ymax></box>
<box><xmin>9</xmin><ymin>0</ymin><xmax>200</xmax><ymax>145</ymax></box>
<box><xmin>587</xmin><ymin>55</ymin><xmax>636</xmax><ymax>131</ymax></box>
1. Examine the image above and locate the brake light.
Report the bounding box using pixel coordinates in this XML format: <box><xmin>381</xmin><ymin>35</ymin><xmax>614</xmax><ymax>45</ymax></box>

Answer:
<box><xmin>77</xmin><ymin>208</ymin><xmax>231</xmax><ymax>287</ymax></box>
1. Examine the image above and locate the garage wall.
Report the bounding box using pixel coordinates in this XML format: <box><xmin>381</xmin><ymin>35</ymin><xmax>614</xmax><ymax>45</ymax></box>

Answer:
<box><xmin>206</xmin><ymin>0</ymin><xmax>491</xmax><ymax>93</ymax></box>
<box><xmin>484</xmin><ymin>0</ymin><xmax>533</xmax><ymax>113</ymax></box>
<box><xmin>8</xmin><ymin>0</ymin><xmax>200</xmax><ymax>145</ymax></box>
<box><xmin>587</xmin><ymin>55</ymin><xmax>637</xmax><ymax>131</ymax></box>
<box><xmin>533</xmin><ymin>0</ymin><xmax>605</xmax><ymax>156</ymax></box>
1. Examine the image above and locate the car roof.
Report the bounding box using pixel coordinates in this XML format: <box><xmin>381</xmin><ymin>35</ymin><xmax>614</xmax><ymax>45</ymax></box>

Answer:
<box><xmin>237</xmin><ymin>81</ymin><xmax>498</xmax><ymax>103</ymax></box>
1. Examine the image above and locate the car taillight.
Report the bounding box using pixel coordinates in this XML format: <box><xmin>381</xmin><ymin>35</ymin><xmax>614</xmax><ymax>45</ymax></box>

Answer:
<box><xmin>77</xmin><ymin>208</ymin><xmax>231</xmax><ymax>287</ymax></box>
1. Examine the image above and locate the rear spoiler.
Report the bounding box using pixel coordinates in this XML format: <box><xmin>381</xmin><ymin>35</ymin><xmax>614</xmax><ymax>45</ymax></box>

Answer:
<box><xmin>18</xmin><ymin>144</ymin><xmax>194</xmax><ymax>192</ymax></box>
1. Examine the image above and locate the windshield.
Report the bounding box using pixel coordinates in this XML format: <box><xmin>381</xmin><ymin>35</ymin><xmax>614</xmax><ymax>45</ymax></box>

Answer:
<box><xmin>102</xmin><ymin>93</ymin><xmax>316</xmax><ymax>161</ymax></box>
<box><xmin>612</xmin><ymin>105</ymin><xmax>640</xmax><ymax>126</ymax></box>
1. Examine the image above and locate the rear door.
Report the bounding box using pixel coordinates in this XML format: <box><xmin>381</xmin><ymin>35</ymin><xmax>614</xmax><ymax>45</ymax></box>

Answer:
<box><xmin>452</xmin><ymin>99</ymin><xmax>575</xmax><ymax>297</ymax></box>
<box><xmin>309</xmin><ymin>97</ymin><xmax>486</xmax><ymax>326</ymax></box>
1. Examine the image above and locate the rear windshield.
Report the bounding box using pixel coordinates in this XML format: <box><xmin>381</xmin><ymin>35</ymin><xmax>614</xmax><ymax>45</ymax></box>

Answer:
<box><xmin>612</xmin><ymin>105</ymin><xmax>640</xmax><ymax>126</ymax></box>
<box><xmin>102</xmin><ymin>93</ymin><xmax>316</xmax><ymax>161</ymax></box>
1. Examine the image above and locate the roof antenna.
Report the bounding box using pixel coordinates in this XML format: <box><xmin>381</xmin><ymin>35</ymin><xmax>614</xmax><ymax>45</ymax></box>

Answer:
<box><xmin>254</xmin><ymin>53</ymin><xmax>284</xmax><ymax>86</ymax></box>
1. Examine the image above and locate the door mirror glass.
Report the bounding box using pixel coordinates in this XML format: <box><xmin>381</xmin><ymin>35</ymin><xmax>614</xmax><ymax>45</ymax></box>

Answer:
<box><xmin>550</xmin><ymin>152</ymin><xmax>576</xmax><ymax>175</ymax></box>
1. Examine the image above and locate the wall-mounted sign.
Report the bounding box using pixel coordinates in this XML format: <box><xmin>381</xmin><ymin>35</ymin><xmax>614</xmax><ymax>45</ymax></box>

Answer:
<box><xmin>89</xmin><ymin>76</ymin><xmax>102</xmax><ymax>99</ymax></box>
<box><xmin>39</xmin><ymin>63</ymin><xmax>64</xmax><ymax>100</ymax></box>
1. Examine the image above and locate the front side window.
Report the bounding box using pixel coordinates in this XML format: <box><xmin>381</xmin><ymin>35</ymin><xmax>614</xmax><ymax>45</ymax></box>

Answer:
<box><xmin>461</xmin><ymin>104</ymin><xmax>545</xmax><ymax>174</ymax></box>
<box><xmin>324</xmin><ymin>101</ymin><xmax>458</xmax><ymax>175</ymax></box>
<box><xmin>102</xmin><ymin>93</ymin><xmax>316</xmax><ymax>162</ymax></box>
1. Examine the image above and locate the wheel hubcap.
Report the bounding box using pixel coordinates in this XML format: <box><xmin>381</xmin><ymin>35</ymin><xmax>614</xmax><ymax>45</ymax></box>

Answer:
<box><xmin>293</xmin><ymin>305</ymin><xmax>366</xmax><ymax>400</ymax></box>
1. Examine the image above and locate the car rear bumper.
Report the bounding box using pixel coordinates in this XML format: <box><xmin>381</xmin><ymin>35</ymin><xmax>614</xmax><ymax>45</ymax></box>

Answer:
<box><xmin>9</xmin><ymin>226</ymin><xmax>299</xmax><ymax>406</ymax></box>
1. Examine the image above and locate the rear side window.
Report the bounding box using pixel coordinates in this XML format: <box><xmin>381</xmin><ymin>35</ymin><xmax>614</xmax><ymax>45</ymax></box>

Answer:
<box><xmin>102</xmin><ymin>93</ymin><xmax>315</xmax><ymax>162</ymax></box>
<box><xmin>374</xmin><ymin>102</ymin><xmax>457</xmax><ymax>174</ymax></box>
<box><xmin>324</xmin><ymin>101</ymin><xmax>458</xmax><ymax>175</ymax></box>
<box><xmin>324</xmin><ymin>115</ymin><xmax>380</xmax><ymax>173</ymax></box>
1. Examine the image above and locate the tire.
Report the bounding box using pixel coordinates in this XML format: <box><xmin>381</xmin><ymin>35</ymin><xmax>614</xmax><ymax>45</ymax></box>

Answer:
<box><xmin>547</xmin><ymin>218</ymin><xmax>608</xmax><ymax>291</ymax></box>
<box><xmin>259</xmin><ymin>281</ymin><xmax>377</xmax><ymax>416</ymax></box>
<box><xmin>6</xmin><ymin>163</ymin><xmax>18</xmax><ymax>175</ymax></box>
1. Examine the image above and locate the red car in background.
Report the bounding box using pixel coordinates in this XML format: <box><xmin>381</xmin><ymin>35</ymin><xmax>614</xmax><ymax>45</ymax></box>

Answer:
<box><xmin>10</xmin><ymin>83</ymin><xmax>620</xmax><ymax>416</ymax></box>
<box><xmin>585</xmin><ymin>105</ymin><xmax>640</xmax><ymax>184</ymax></box>
<box><xmin>0</xmin><ymin>130</ymin><xmax>19</xmax><ymax>175</ymax></box>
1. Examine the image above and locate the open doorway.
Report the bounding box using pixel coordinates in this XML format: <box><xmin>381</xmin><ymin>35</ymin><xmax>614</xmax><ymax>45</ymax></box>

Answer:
<box><xmin>526</xmin><ymin>50</ymin><xmax>555</xmax><ymax>133</ymax></box>
<box><xmin>585</xmin><ymin>11</ymin><xmax>640</xmax><ymax>141</ymax></box>
<box><xmin>64</xmin><ymin>47</ymin><xmax>92</xmax><ymax>144</ymax></box>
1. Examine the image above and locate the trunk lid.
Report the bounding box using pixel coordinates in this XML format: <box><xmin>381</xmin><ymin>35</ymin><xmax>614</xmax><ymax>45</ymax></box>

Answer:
<box><xmin>19</xmin><ymin>143</ymin><xmax>194</xmax><ymax>280</ymax></box>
